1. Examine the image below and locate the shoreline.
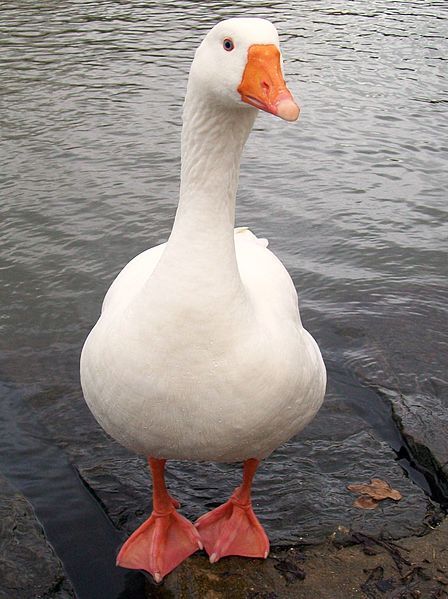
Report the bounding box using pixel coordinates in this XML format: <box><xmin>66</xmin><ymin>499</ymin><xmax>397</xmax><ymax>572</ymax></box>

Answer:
<box><xmin>160</xmin><ymin>519</ymin><xmax>448</xmax><ymax>598</ymax></box>
<box><xmin>1</xmin><ymin>458</ymin><xmax>446</xmax><ymax>598</ymax></box>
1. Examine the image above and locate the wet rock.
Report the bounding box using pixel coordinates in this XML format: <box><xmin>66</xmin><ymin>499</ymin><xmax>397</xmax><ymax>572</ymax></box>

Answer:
<box><xmin>25</xmin><ymin>381</ymin><xmax>436</xmax><ymax>546</ymax></box>
<box><xmin>55</xmin><ymin>416</ymin><xmax>435</xmax><ymax>545</ymax></box>
<box><xmin>19</xmin><ymin>312</ymin><xmax>445</xmax><ymax>567</ymax></box>
<box><xmin>380</xmin><ymin>385</ymin><xmax>448</xmax><ymax>500</ymax></box>
<box><xmin>0</xmin><ymin>474</ymin><xmax>74</xmax><ymax>599</ymax></box>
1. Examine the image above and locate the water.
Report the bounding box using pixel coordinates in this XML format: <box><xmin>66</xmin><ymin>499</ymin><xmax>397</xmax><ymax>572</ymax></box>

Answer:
<box><xmin>1</xmin><ymin>1</ymin><xmax>447</xmax><ymax>597</ymax></box>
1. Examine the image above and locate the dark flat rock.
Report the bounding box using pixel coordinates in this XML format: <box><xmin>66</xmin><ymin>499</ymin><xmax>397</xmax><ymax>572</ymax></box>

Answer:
<box><xmin>24</xmin><ymin>379</ymin><xmax>438</xmax><ymax>548</ymax></box>
<box><xmin>0</xmin><ymin>474</ymin><xmax>74</xmax><ymax>599</ymax></box>
<box><xmin>379</xmin><ymin>384</ymin><xmax>448</xmax><ymax>498</ymax></box>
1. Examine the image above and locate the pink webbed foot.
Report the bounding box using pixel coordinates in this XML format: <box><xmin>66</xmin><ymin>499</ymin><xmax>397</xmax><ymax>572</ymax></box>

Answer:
<box><xmin>195</xmin><ymin>459</ymin><xmax>269</xmax><ymax>563</ymax></box>
<box><xmin>117</xmin><ymin>506</ymin><xmax>202</xmax><ymax>582</ymax></box>
<box><xmin>195</xmin><ymin>496</ymin><xmax>269</xmax><ymax>562</ymax></box>
<box><xmin>116</xmin><ymin>458</ymin><xmax>201</xmax><ymax>582</ymax></box>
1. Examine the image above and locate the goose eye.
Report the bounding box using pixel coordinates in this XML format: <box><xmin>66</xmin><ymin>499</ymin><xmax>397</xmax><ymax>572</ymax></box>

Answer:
<box><xmin>223</xmin><ymin>38</ymin><xmax>234</xmax><ymax>52</ymax></box>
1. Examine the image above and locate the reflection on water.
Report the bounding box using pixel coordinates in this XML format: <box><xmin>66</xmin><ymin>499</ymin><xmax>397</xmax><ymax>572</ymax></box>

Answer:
<box><xmin>1</xmin><ymin>0</ymin><xmax>447</xmax><ymax>596</ymax></box>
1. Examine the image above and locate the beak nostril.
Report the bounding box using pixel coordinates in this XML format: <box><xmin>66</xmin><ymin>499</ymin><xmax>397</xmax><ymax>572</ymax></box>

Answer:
<box><xmin>261</xmin><ymin>81</ymin><xmax>270</xmax><ymax>92</ymax></box>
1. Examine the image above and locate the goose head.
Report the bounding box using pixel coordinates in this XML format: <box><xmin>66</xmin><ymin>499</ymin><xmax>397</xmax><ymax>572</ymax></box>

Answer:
<box><xmin>188</xmin><ymin>18</ymin><xmax>300</xmax><ymax>122</ymax></box>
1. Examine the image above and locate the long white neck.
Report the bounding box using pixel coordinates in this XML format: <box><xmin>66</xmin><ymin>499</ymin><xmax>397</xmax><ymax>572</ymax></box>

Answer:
<box><xmin>172</xmin><ymin>83</ymin><xmax>256</xmax><ymax>255</ymax></box>
<box><xmin>175</xmin><ymin>85</ymin><xmax>256</xmax><ymax>238</ymax></box>
<box><xmin>154</xmin><ymin>82</ymin><xmax>256</xmax><ymax>304</ymax></box>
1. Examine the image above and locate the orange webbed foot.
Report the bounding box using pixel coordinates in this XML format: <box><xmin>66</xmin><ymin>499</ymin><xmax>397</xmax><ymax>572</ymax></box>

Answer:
<box><xmin>117</xmin><ymin>458</ymin><xmax>200</xmax><ymax>583</ymax></box>
<box><xmin>117</xmin><ymin>506</ymin><xmax>202</xmax><ymax>582</ymax></box>
<box><xmin>195</xmin><ymin>493</ymin><xmax>269</xmax><ymax>563</ymax></box>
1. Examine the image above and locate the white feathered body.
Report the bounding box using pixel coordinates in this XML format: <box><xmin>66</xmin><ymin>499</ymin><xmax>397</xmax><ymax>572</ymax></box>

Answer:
<box><xmin>81</xmin><ymin>229</ymin><xmax>325</xmax><ymax>461</ymax></box>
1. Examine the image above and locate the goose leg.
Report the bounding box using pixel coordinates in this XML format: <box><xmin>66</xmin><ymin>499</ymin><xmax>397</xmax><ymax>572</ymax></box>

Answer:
<box><xmin>116</xmin><ymin>457</ymin><xmax>202</xmax><ymax>582</ymax></box>
<box><xmin>195</xmin><ymin>459</ymin><xmax>270</xmax><ymax>563</ymax></box>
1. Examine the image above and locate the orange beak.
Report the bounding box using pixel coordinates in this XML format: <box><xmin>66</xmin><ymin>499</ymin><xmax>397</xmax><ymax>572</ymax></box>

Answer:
<box><xmin>238</xmin><ymin>44</ymin><xmax>300</xmax><ymax>122</ymax></box>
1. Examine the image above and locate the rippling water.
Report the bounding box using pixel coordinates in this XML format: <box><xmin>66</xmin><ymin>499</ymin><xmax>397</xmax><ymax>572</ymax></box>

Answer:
<box><xmin>1</xmin><ymin>1</ymin><xmax>447</xmax><ymax>596</ymax></box>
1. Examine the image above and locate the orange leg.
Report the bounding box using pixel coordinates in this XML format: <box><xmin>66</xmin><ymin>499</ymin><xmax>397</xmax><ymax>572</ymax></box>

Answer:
<box><xmin>195</xmin><ymin>459</ymin><xmax>269</xmax><ymax>563</ymax></box>
<box><xmin>116</xmin><ymin>458</ymin><xmax>202</xmax><ymax>582</ymax></box>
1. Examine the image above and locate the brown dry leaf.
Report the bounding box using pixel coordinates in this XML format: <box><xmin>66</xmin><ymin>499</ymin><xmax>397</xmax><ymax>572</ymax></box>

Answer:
<box><xmin>371</xmin><ymin>478</ymin><xmax>402</xmax><ymax>501</ymax></box>
<box><xmin>353</xmin><ymin>495</ymin><xmax>379</xmax><ymax>510</ymax></box>
<box><xmin>347</xmin><ymin>478</ymin><xmax>402</xmax><ymax>502</ymax></box>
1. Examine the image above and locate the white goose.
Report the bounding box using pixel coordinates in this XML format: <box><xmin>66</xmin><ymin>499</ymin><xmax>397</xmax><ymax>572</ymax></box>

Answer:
<box><xmin>80</xmin><ymin>17</ymin><xmax>326</xmax><ymax>583</ymax></box>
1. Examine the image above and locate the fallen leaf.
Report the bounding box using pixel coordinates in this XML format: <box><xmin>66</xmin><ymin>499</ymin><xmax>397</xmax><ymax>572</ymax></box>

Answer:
<box><xmin>353</xmin><ymin>495</ymin><xmax>379</xmax><ymax>510</ymax></box>
<box><xmin>348</xmin><ymin>478</ymin><xmax>402</xmax><ymax>502</ymax></box>
<box><xmin>371</xmin><ymin>478</ymin><xmax>402</xmax><ymax>501</ymax></box>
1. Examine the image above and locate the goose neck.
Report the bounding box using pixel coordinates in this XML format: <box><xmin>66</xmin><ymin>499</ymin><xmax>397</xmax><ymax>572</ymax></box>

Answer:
<box><xmin>172</xmin><ymin>87</ymin><xmax>256</xmax><ymax>239</ymax></box>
